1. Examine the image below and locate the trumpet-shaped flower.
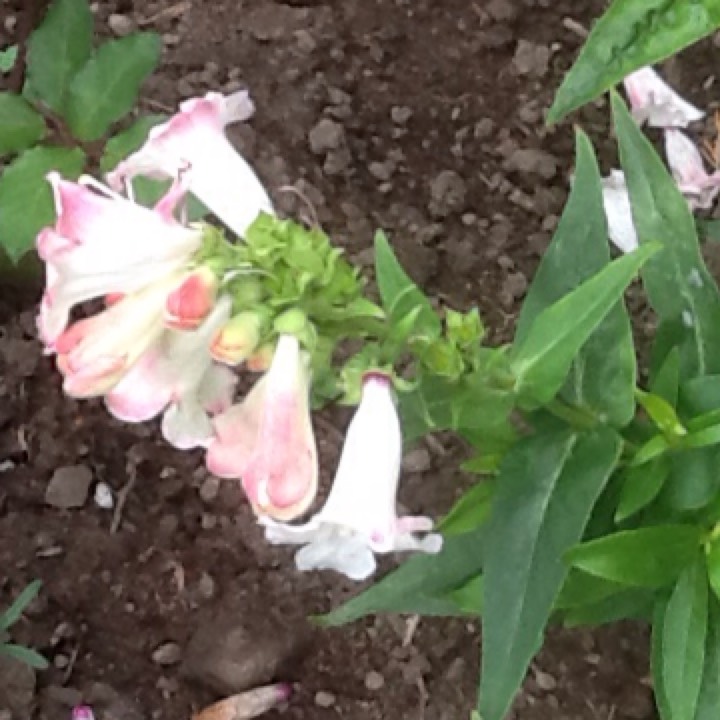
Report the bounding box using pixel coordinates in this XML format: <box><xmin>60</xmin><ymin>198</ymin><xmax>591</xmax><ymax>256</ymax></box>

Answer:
<box><xmin>107</xmin><ymin>91</ymin><xmax>273</xmax><ymax>238</ymax></box>
<box><xmin>37</xmin><ymin>173</ymin><xmax>202</xmax><ymax>346</ymax></box>
<box><xmin>664</xmin><ymin>129</ymin><xmax>720</xmax><ymax>210</ymax></box>
<box><xmin>55</xmin><ymin>274</ymin><xmax>182</xmax><ymax>398</ymax></box>
<box><xmin>623</xmin><ymin>67</ymin><xmax>704</xmax><ymax>128</ymax></box>
<box><xmin>262</xmin><ymin>373</ymin><xmax>443</xmax><ymax>581</ymax></box>
<box><xmin>106</xmin><ymin>297</ymin><xmax>236</xmax><ymax>449</ymax></box>
<box><xmin>601</xmin><ymin>170</ymin><xmax>638</xmax><ymax>254</ymax></box>
<box><xmin>206</xmin><ymin>334</ymin><xmax>318</xmax><ymax>521</ymax></box>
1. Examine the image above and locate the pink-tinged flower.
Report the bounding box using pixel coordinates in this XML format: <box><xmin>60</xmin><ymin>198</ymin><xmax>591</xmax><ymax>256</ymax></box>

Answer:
<box><xmin>623</xmin><ymin>67</ymin><xmax>704</xmax><ymax>128</ymax></box>
<box><xmin>107</xmin><ymin>91</ymin><xmax>273</xmax><ymax>238</ymax></box>
<box><xmin>56</xmin><ymin>274</ymin><xmax>182</xmax><ymax>398</ymax></box>
<box><xmin>601</xmin><ymin>170</ymin><xmax>638</xmax><ymax>254</ymax></box>
<box><xmin>263</xmin><ymin>373</ymin><xmax>442</xmax><ymax>581</ymax></box>
<box><xmin>106</xmin><ymin>297</ymin><xmax>236</xmax><ymax>449</ymax></box>
<box><xmin>165</xmin><ymin>266</ymin><xmax>218</xmax><ymax>330</ymax></box>
<box><xmin>210</xmin><ymin>311</ymin><xmax>262</xmax><ymax>365</ymax></box>
<box><xmin>71</xmin><ymin>707</ymin><xmax>95</xmax><ymax>720</ymax></box>
<box><xmin>665</xmin><ymin>129</ymin><xmax>720</xmax><ymax>210</ymax></box>
<box><xmin>37</xmin><ymin>173</ymin><xmax>201</xmax><ymax>346</ymax></box>
<box><xmin>206</xmin><ymin>334</ymin><xmax>318</xmax><ymax>521</ymax></box>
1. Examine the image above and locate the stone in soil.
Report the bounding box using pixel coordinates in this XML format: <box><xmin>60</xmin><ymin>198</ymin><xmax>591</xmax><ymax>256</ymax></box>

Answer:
<box><xmin>45</xmin><ymin>465</ymin><xmax>93</xmax><ymax>509</ymax></box>
<box><xmin>0</xmin><ymin>655</ymin><xmax>35</xmax><ymax>718</ymax></box>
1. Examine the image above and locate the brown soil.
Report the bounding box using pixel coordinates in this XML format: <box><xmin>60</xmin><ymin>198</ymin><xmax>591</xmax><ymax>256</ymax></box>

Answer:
<box><xmin>4</xmin><ymin>0</ymin><xmax>719</xmax><ymax>718</ymax></box>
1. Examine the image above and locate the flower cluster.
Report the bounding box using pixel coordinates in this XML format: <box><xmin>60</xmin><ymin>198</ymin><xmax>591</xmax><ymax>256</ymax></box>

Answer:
<box><xmin>603</xmin><ymin>66</ymin><xmax>719</xmax><ymax>252</ymax></box>
<box><xmin>36</xmin><ymin>90</ymin><xmax>442</xmax><ymax>581</ymax></box>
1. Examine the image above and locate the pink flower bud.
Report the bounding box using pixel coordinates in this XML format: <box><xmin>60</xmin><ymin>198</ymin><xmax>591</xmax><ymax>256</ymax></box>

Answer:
<box><xmin>246</xmin><ymin>342</ymin><xmax>275</xmax><ymax>373</ymax></box>
<box><xmin>165</xmin><ymin>267</ymin><xmax>218</xmax><ymax>330</ymax></box>
<box><xmin>210</xmin><ymin>311</ymin><xmax>262</xmax><ymax>365</ymax></box>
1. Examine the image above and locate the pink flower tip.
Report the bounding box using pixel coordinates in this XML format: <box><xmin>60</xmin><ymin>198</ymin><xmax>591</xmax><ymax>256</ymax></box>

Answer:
<box><xmin>165</xmin><ymin>268</ymin><xmax>218</xmax><ymax>330</ymax></box>
<box><xmin>275</xmin><ymin>682</ymin><xmax>294</xmax><ymax>702</ymax></box>
<box><xmin>71</xmin><ymin>706</ymin><xmax>95</xmax><ymax>720</ymax></box>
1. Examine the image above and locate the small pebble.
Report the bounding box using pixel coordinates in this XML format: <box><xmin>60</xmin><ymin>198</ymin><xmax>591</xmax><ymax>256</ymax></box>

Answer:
<box><xmin>314</xmin><ymin>691</ymin><xmax>336</xmax><ymax>707</ymax></box>
<box><xmin>535</xmin><ymin>670</ymin><xmax>557</xmax><ymax>691</ymax></box>
<box><xmin>152</xmin><ymin>643</ymin><xmax>182</xmax><ymax>667</ymax></box>
<box><xmin>364</xmin><ymin>671</ymin><xmax>385</xmax><ymax>691</ymax></box>
<box><xmin>107</xmin><ymin>13</ymin><xmax>135</xmax><ymax>36</ymax></box>
<box><xmin>94</xmin><ymin>482</ymin><xmax>114</xmax><ymax>510</ymax></box>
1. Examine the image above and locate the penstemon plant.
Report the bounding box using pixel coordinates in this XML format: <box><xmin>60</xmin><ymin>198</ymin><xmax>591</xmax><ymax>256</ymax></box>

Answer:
<box><xmin>16</xmin><ymin>2</ymin><xmax>720</xmax><ymax>720</ymax></box>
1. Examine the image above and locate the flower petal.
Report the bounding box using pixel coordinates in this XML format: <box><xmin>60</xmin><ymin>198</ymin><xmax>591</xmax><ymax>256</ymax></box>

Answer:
<box><xmin>162</xmin><ymin>399</ymin><xmax>214</xmax><ymax>450</ymax></box>
<box><xmin>601</xmin><ymin>170</ymin><xmax>639</xmax><ymax>254</ymax></box>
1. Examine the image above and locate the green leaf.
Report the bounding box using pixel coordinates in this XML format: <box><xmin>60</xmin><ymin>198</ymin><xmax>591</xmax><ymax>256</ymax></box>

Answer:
<box><xmin>0</xmin><ymin>146</ymin><xmax>86</xmax><ymax>262</ymax></box>
<box><xmin>439</xmin><ymin>481</ymin><xmax>495</xmax><ymax>536</ymax></box>
<box><xmin>696</xmin><ymin>599</ymin><xmax>720</xmax><ymax>720</ymax></box>
<box><xmin>708</xmin><ymin>541</ymin><xmax>720</xmax><ymax>604</ymax></box>
<box><xmin>659</xmin><ymin>558</ymin><xmax>708</xmax><ymax>720</ymax></box>
<box><xmin>100</xmin><ymin>114</ymin><xmax>166</xmax><ymax>172</ymax></box>
<box><xmin>0</xmin><ymin>93</ymin><xmax>46</xmax><ymax>156</ymax></box>
<box><xmin>399</xmin><ymin>370</ymin><xmax>514</xmax><ymax>443</ymax></box>
<box><xmin>0</xmin><ymin>644</ymin><xmax>49</xmax><ymax>670</ymax></box>
<box><xmin>615</xmin><ymin>456</ymin><xmax>670</xmax><ymax>522</ymax></box>
<box><xmin>0</xmin><ymin>46</ymin><xmax>18</xmax><ymax>74</ymax></box>
<box><xmin>548</xmin><ymin>0</ymin><xmax>720</xmax><ymax>123</ymax></box>
<box><xmin>680</xmin><ymin>375</ymin><xmax>720</xmax><ymax>417</ymax></box>
<box><xmin>510</xmin><ymin>243</ymin><xmax>657</xmax><ymax>407</ymax></box>
<box><xmin>25</xmin><ymin>0</ymin><xmax>93</xmax><ymax>113</ymax></box>
<box><xmin>563</xmin><ymin>587</ymin><xmax>653</xmax><ymax>628</ymax></box>
<box><xmin>0</xmin><ymin>580</ymin><xmax>42</xmax><ymax>631</ymax></box>
<box><xmin>130</xmin><ymin>176</ymin><xmax>208</xmax><ymax>222</ymax></box>
<box><xmin>636</xmin><ymin>389</ymin><xmax>687</xmax><ymax>438</ymax></box>
<box><xmin>556</xmin><ymin>570</ymin><xmax>628</xmax><ymax>609</ymax></box>
<box><xmin>567</xmin><ymin>525</ymin><xmax>703</xmax><ymax>588</ymax></box>
<box><xmin>478</xmin><ymin>427</ymin><xmax>621</xmax><ymax>720</ymax></box>
<box><xmin>374</xmin><ymin>230</ymin><xmax>441</xmax><ymax>339</ymax></box>
<box><xmin>318</xmin><ymin>527</ymin><xmax>485</xmax><ymax>625</ymax></box>
<box><xmin>663</xmin><ymin>446</ymin><xmax>720</xmax><ymax>512</ymax></box>
<box><xmin>652</xmin><ymin>347</ymin><xmax>681</xmax><ymax>406</ymax></box>
<box><xmin>613</xmin><ymin>91</ymin><xmax>720</xmax><ymax>377</ymax></box>
<box><xmin>517</xmin><ymin>129</ymin><xmax>636</xmax><ymax>426</ymax></box>
<box><xmin>65</xmin><ymin>33</ymin><xmax>162</xmax><ymax>141</ymax></box>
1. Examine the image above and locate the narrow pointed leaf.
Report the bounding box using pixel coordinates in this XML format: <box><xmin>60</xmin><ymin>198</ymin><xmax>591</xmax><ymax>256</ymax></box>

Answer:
<box><xmin>660</xmin><ymin>557</ymin><xmax>708</xmax><ymax>720</ymax></box>
<box><xmin>613</xmin><ymin>91</ymin><xmax>720</xmax><ymax>377</ymax></box>
<box><xmin>478</xmin><ymin>427</ymin><xmax>621</xmax><ymax>720</ymax></box>
<box><xmin>517</xmin><ymin>129</ymin><xmax>635</xmax><ymax>425</ymax></box>
<box><xmin>548</xmin><ymin>0</ymin><xmax>720</xmax><ymax>123</ymax></box>
<box><xmin>511</xmin><ymin>243</ymin><xmax>657</xmax><ymax>407</ymax></box>
<box><xmin>0</xmin><ymin>644</ymin><xmax>49</xmax><ymax>669</ymax></box>
<box><xmin>0</xmin><ymin>580</ymin><xmax>42</xmax><ymax>631</ymax></box>
<box><xmin>696</xmin><ymin>599</ymin><xmax>720</xmax><ymax>720</ymax></box>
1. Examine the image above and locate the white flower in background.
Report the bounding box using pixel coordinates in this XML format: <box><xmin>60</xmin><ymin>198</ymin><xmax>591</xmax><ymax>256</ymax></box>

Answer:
<box><xmin>664</xmin><ymin>129</ymin><xmax>720</xmax><ymax>210</ymax></box>
<box><xmin>106</xmin><ymin>297</ymin><xmax>236</xmax><ymax>450</ymax></box>
<box><xmin>37</xmin><ymin>173</ymin><xmax>202</xmax><ymax>347</ymax></box>
<box><xmin>623</xmin><ymin>66</ymin><xmax>704</xmax><ymax>128</ymax></box>
<box><xmin>263</xmin><ymin>372</ymin><xmax>442</xmax><ymax>581</ymax></box>
<box><xmin>601</xmin><ymin>170</ymin><xmax>639</xmax><ymax>254</ymax></box>
<box><xmin>107</xmin><ymin>91</ymin><xmax>273</xmax><ymax>238</ymax></box>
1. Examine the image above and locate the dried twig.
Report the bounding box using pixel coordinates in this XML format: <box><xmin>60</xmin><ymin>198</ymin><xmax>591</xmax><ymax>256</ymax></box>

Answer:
<box><xmin>110</xmin><ymin>463</ymin><xmax>138</xmax><ymax>534</ymax></box>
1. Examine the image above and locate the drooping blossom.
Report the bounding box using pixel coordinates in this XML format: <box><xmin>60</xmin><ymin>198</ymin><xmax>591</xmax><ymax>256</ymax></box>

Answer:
<box><xmin>37</xmin><ymin>173</ymin><xmax>202</xmax><ymax>347</ymax></box>
<box><xmin>106</xmin><ymin>296</ymin><xmax>236</xmax><ymax>449</ymax></box>
<box><xmin>664</xmin><ymin>129</ymin><xmax>720</xmax><ymax>210</ymax></box>
<box><xmin>601</xmin><ymin>170</ymin><xmax>639</xmax><ymax>254</ymax></box>
<box><xmin>623</xmin><ymin>66</ymin><xmax>704</xmax><ymax>128</ymax></box>
<box><xmin>107</xmin><ymin>91</ymin><xmax>273</xmax><ymax>238</ymax></box>
<box><xmin>206</xmin><ymin>334</ymin><xmax>318</xmax><ymax>521</ymax></box>
<box><xmin>55</xmin><ymin>273</ymin><xmax>183</xmax><ymax>398</ymax></box>
<box><xmin>263</xmin><ymin>372</ymin><xmax>443</xmax><ymax>581</ymax></box>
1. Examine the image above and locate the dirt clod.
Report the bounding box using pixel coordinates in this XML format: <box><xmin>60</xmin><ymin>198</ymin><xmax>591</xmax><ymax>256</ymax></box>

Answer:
<box><xmin>45</xmin><ymin>465</ymin><xmax>93</xmax><ymax>509</ymax></box>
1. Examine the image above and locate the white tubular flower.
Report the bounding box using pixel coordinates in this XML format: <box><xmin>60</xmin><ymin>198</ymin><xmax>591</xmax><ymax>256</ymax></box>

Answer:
<box><xmin>107</xmin><ymin>91</ymin><xmax>273</xmax><ymax>238</ymax></box>
<box><xmin>263</xmin><ymin>372</ymin><xmax>442</xmax><ymax>581</ymax></box>
<box><xmin>623</xmin><ymin>66</ymin><xmax>704</xmax><ymax>128</ymax></box>
<box><xmin>601</xmin><ymin>170</ymin><xmax>639</xmax><ymax>254</ymax></box>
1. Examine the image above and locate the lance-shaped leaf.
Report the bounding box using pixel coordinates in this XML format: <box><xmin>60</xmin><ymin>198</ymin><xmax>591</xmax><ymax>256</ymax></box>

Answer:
<box><xmin>511</xmin><ymin>243</ymin><xmax>657</xmax><ymax>407</ymax></box>
<box><xmin>654</xmin><ymin>557</ymin><xmax>708</xmax><ymax>720</ymax></box>
<box><xmin>477</xmin><ymin>427</ymin><xmax>621</xmax><ymax>720</ymax></box>
<box><xmin>613</xmin><ymin>91</ymin><xmax>720</xmax><ymax>377</ymax></box>
<box><xmin>24</xmin><ymin>0</ymin><xmax>93</xmax><ymax>113</ymax></box>
<box><xmin>696</xmin><ymin>599</ymin><xmax>720</xmax><ymax>720</ymax></box>
<box><xmin>517</xmin><ymin>128</ymin><xmax>635</xmax><ymax>426</ymax></box>
<box><xmin>374</xmin><ymin>230</ymin><xmax>441</xmax><ymax>339</ymax></box>
<box><xmin>65</xmin><ymin>33</ymin><xmax>161</xmax><ymax>141</ymax></box>
<box><xmin>548</xmin><ymin>0</ymin><xmax>720</xmax><ymax>123</ymax></box>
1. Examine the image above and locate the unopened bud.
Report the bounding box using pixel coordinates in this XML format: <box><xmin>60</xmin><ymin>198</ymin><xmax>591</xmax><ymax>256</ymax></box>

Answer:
<box><xmin>247</xmin><ymin>342</ymin><xmax>275</xmax><ymax>372</ymax></box>
<box><xmin>165</xmin><ymin>267</ymin><xmax>218</xmax><ymax>330</ymax></box>
<box><xmin>211</xmin><ymin>311</ymin><xmax>262</xmax><ymax>365</ymax></box>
